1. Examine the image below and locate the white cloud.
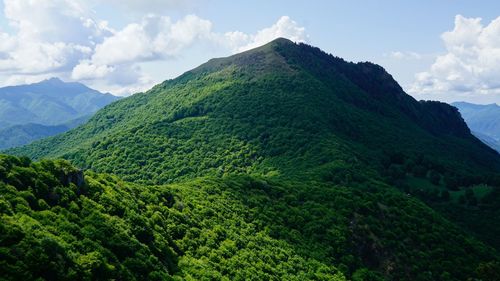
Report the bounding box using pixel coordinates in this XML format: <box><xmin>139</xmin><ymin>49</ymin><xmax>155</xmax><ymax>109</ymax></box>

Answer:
<box><xmin>91</xmin><ymin>23</ymin><xmax>154</xmax><ymax>66</ymax></box>
<box><xmin>387</xmin><ymin>51</ymin><xmax>422</xmax><ymax>60</ymax></box>
<box><xmin>71</xmin><ymin>14</ymin><xmax>214</xmax><ymax>89</ymax></box>
<box><xmin>4</xmin><ymin>0</ymin><xmax>88</xmax><ymax>43</ymax></box>
<box><xmin>223</xmin><ymin>16</ymin><xmax>307</xmax><ymax>53</ymax></box>
<box><xmin>101</xmin><ymin>0</ymin><xmax>195</xmax><ymax>14</ymax></box>
<box><xmin>0</xmin><ymin>0</ymin><xmax>109</xmax><ymax>75</ymax></box>
<box><xmin>88</xmin><ymin>14</ymin><xmax>212</xmax><ymax>67</ymax></box>
<box><xmin>71</xmin><ymin>60</ymin><xmax>114</xmax><ymax>80</ymax></box>
<box><xmin>410</xmin><ymin>15</ymin><xmax>500</xmax><ymax>102</ymax></box>
<box><xmin>0</xmin><ymin>42</ymin><xmax>91</xmax><ymax>74</ymax></box>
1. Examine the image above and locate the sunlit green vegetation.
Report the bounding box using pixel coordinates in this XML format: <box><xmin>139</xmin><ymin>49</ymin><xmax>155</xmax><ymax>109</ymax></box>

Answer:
<box><xmin>2</xmin><ymin>155</ymin><xmax>500</xmax><ymax>280</ymax></box>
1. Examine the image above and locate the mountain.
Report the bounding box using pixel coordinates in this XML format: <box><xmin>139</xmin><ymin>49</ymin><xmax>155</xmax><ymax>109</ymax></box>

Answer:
<box><xmin>0</xmin><ymin>77</ymin><xmax>119</xmax><ymax>129</ymax></box>
<box><xmin>10</xmin><ymin>39</ymin><xmax>499</xmax><ymax>182</ymax></box>
<box><xmin>4</xmin><ymin>38</ymin><xmax>500</xmax><ymax>280</ymax></box>
<box><xmin>452</xmin><ymin>101</ymin><xmax>500</xmax><ymax>152</ymax></box>
<box><xmin>0</xmin><ymin>115</ymin><xmax>90</xmax><ymax>150</ymax></box>
<box><xmin>0</xmin><ymin>78</ymin><xmax>119</xmax><ymax>149</ymax></box>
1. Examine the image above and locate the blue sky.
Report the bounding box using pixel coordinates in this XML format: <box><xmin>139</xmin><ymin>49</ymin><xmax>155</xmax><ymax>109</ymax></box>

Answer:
<box><xmin>0</xmin><ymin>0</ymin><xmax>499</xmax><ymax>104</ymax></box>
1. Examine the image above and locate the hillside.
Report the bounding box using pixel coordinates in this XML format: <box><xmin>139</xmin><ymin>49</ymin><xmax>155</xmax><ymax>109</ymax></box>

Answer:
<box><xmin>5</xmin><ymin>38</ymin><xmax>500</xmax><ymax>280</ymax></box>
<box><xmin>452</xmin><ymin>102</ymin><xmax>500</xmax><ymax>152</ymax></box>
<box><xmin>1</xmin><ymin>155</ymin><xmax>499</xmax><ymax>281</ymax></box>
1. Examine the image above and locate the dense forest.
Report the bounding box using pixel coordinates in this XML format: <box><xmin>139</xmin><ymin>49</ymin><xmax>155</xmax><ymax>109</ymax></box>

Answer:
<box><xmin>1</xmin><ymin>155</ymin><xmax>499</xmax><ymax>280</ymax></box>
<box><xmin>3</xmin><ymin>38</ymin><xmax>500</xmax><ymax>280</ymax></box>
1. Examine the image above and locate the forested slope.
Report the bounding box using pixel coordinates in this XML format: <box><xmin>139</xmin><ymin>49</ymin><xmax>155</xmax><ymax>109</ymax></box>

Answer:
<box><xmin>1</xmin><ymin>155</ymin><xmax>499</xmax><ymax>281</ymax></box>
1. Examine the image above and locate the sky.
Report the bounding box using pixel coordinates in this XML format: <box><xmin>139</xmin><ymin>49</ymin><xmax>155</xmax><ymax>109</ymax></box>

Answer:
<box><xmin>0</xmin><ymin>0</ymin><xmax>500</xmax><ymax>104</ymax></box>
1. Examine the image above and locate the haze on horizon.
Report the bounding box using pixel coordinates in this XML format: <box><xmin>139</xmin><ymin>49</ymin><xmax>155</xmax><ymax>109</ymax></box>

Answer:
<box><xmin>0</xmin><ymin>0</ymin><xmax>499</xmax><ymax>105</ymax></box>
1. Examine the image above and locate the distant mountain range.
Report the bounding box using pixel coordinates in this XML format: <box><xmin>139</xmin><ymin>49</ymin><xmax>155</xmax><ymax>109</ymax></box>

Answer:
<box><xmin>0</xmin><ymin>78</ymin><xmax>119</xmax><ymax>149</ymax></box>
<box><xmin>452</xmin><ymin>102</ymin><xmax>500</xmax><ymax>152</ymax></box>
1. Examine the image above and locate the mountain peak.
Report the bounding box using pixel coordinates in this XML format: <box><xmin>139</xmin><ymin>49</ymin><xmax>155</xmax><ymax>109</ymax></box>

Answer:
<box><xmin>34</xmin><ymin>77</ymin><xmax>88</xmax><ymax>90</ymax></box>
<box><xmin>267</xmin><ymin>37</ymin><xmax>296</xmax><ymax>47</ymax></box>
<box><xmin>46</xmin><ymin>77</ymin><xmax>63</xmax><ymax>82</ymax></box>
<box><xmin>0</xmin><ymin>76</ymin><xmax>119</xmax><ymax>131</ymax></box>
<box><xmin>41</xmin><ymin>77</ymin><xmax>65</xmax><ymax>85</ymax></box>
<box><xmin>33</xmin><ymin>77</ymin><xmax>102</xmax><ymax>94</ymax></box>
<box><xmin>167</xmin><ymin>39</ymin><xmax>473</xmax><ymax>140</ymax></box>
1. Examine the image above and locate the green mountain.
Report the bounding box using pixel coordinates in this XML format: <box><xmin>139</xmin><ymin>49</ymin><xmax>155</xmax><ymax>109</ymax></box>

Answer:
<box><xmin>10</xmin><ymin>39</ymin><xmax>499</xmax><ymax>182</ymax></box>
<box><xmin>452</xmin><ymin>102</ymin><xmax>500</xmax><ymax>153</ymax></box>
<box><xmin>4</xmin><ymin>38</ymin><xmax>500</xmax><ymax>280</ymax></box>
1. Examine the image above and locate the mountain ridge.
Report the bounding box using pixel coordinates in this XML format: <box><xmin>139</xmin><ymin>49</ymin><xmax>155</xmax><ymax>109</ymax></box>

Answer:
<box><xmin>0</xmin><ymin>78</ymin><xmax>119</xmax><ymax>149</ymax></box>
<box><xmin>0</xmin><ymin>77</ymin><xmax>119</xmax><ymax>129</ymax></box>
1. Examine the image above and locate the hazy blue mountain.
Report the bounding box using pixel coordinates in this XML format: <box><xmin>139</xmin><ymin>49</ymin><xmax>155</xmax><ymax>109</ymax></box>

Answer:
<box><xmin>0</xmin><ymin>78</ymin><xmax>119</xmax><ymax>149</ymax></box>
<box><xmin>0</xmin><ymin>78</ymin><xmax>119</xmax><ymax>129</ymax></box>
<box><xmin>0</xmin><ymin>115</ymin><xmax>91</xmax><ymax>150</ymax></box>
<box><xmin>453</xmin><ymin>101</ymin><xmax>500</xmax><ymax>152</ymax></box>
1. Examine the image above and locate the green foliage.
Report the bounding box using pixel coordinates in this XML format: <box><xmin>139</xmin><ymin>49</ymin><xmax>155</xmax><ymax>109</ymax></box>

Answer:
<box><xmin>0</xmin><ymin>155</ymin><xmax>349</xmax><ymax>280</ymax></box>
<box><xmin>0</xmin><ymin>155</ymin><xmax>179</xmax><ymax>280</ymax></box>
<box><xmin>1</xmin><ymin>155</ymin><xmax>498</xmax><ymax>280</ymax></box>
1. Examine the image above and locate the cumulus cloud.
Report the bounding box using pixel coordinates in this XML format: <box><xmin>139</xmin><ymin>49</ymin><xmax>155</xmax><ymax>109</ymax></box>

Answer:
<box><xmin>387</xmin><ymin>51</ymin><xmax>423</xmax><ymax>60</ymax></box>
<box><xmin>85</xmin><ymin>15</ymin><xmax>212</xmax><ymax>67</ymax></box>
<box><xmin>70</xmin><ymin>14</ymin><xmax>214</xmax><ymax>89</ymax></box>
<box><xmin>0</xmin><ymin>0</ymin><xmax>109</xmax><ymax>75</ymax></box>
<box><xmin>223</xmin><ymin>16</ymin><xmax>307</xmax><ymax>53</ymax></box>
<box><xmin>0</xmin><ymin>0</ymin><xmax>307</xmax><ymax>95</ymax></box>
<box><xmin>101</xmin><ymin>0</ymin><xmax>196</xmax><ymax>14</ymax></box>
<box><xmin>410</xmin><ymin>15</ymin><xmax>500</xmax><ymax>102</ymax></box>
<box><xmin>71</xmin><ymin>60</ymin><xmax>114</xmax><ymax>80</ymax></box>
